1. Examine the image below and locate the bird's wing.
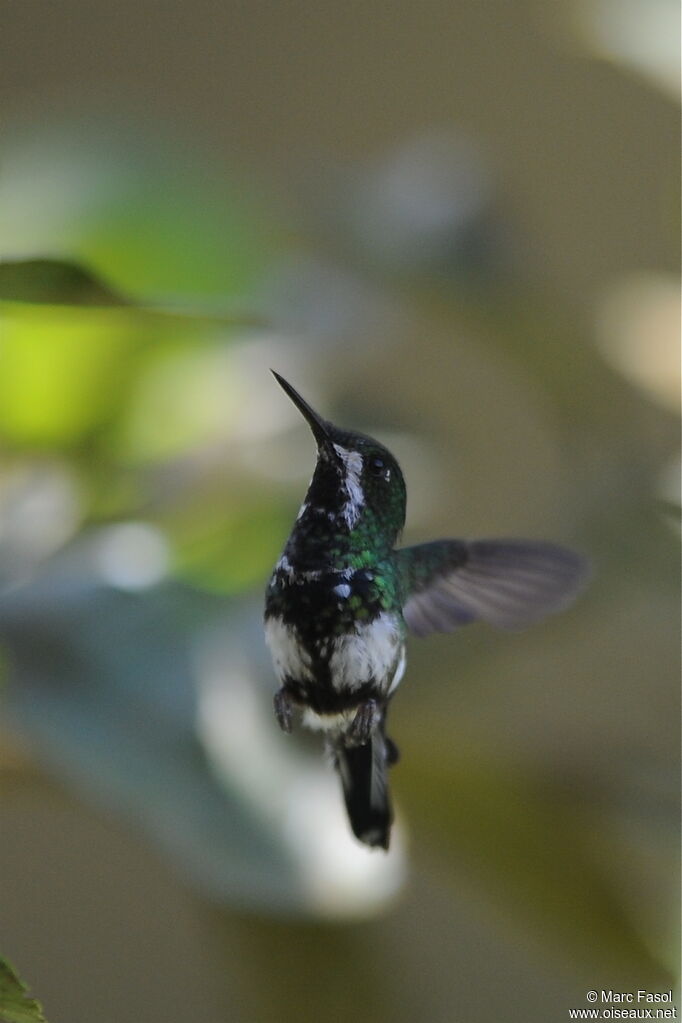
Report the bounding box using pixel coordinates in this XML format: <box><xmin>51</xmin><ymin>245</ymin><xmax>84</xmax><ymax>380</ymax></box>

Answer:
<box><xmin>397</xmin><ymin>539</ymin><xmax>590</xmax><ymax>638</ymax></box>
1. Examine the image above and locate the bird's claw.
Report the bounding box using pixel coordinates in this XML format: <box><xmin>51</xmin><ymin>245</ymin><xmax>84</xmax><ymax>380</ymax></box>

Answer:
<box><xmin>347</xmin><ymin>698</ymin><xmax>380</xmax><ymax>746</ymax></box>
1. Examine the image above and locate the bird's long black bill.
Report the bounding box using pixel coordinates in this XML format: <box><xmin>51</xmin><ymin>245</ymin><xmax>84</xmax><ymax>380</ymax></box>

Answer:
<box><xmin>271</xmin><ymin>371</ymin><xmax>334</xmax><ymax>450</ymax></box>
<box><xmin>333</xmin><ymin>731</ymin><xmax>393</xmax><ymax>850</ymax></box>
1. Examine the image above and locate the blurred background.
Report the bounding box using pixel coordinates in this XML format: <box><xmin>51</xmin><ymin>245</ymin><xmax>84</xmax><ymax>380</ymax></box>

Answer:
<box><xmin>0</xmin><ymin>1</ymin><xmax>679</xmax><ymax>1021</ymax></box>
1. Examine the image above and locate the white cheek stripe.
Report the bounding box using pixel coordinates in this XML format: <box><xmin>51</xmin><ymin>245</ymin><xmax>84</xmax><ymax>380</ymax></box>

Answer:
<box><xmin>333</xmin><ymin>444</ymin><xmax>365</xmax><ymax>528</ymax></box>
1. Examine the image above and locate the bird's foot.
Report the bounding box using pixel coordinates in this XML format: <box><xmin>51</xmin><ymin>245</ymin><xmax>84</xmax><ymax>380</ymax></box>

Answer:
<box><xmin>274</xmin><ymin>688</ymin><xmax>294</xmax><ymax>733</ymax></box>
<box><xmin>347</xmin><ymin>699</ymin><xmax>380</xmax><ymax>746</ymax></box>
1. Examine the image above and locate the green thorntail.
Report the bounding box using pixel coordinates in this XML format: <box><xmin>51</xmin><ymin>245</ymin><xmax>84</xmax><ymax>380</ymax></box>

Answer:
<box><xmin>264</xmin><ymin>372</ymin><xmax>589</xmax><ymax>849</ymax></box>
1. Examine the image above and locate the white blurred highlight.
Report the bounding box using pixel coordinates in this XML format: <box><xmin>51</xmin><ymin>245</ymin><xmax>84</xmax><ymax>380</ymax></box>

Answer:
<box><xmin>0</xmin><ymin>461</ymin><xmax>81</xmax><ymax>574</ymax></box>
<box><xmin>595</xmin><ymin>273</ymin><xmax>680</xmax><ymax>414</ymax></box>
<box><xmin>194</xmin><ymin>637</ymin><xmax>406</xmax><ymax>918</ymax></box>
<box><xmin>351</xmin><ymin>131</ymin><xmax>491</xmax><ymax>268</ymax></box>
<box><xmin>95</xmin><ymin>522</ymin><xmax>170</xmax><ymax>590</ymax></box>
<box><xmin>226</xmin><ymin>334</ymin><xmax>314</xmax><ymax>442</ymax></box>
<box><xmin>570</xmin><ymin>0</ymin><xmax>680</xmax><ymax>99</ymax></box>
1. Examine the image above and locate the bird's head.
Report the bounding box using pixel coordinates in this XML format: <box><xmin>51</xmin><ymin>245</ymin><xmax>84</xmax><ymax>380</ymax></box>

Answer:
<box><xmin>272</xmin><ymin>371</ymin><xmax>406</xmax><ymax>546</ymax></box>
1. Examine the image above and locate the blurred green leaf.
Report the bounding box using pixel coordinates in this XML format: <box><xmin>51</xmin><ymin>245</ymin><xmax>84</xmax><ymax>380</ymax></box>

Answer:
<box><xmin>1</xmin><ymin>132</ymin><xmax>281</xmax><ymax>302</ymax></box>
<box><xmin>0</xmin><ymin>303</ymin><xmax>251</xmax><ymax>452</ymax></box>
<box><xmin>81</xmin><ymin>175</ymin><xmax>272</xmax><ymax>300</ymax></box>
<box><xmin>0</xmin><ymin>958</ymin><xmax>48</xmax><ymax>1023</ymax></box>
<box><xmin>172</xmin><ymin>501</ymin><xmax>292</xmax><ymax>593</ymax></box>
<box><xmin>0</xmin><ymin>303</ymin><xmax>143</xmax><ymax>448</ymax></box>
<box><xmin>112</xmin><ymin>339</ymin><xmax>238</xmax><ymax>462</ymax></box>
<box><xmin>0</xmin><ymin>259</ymin><xmax>265</xmax><ymax>324</ymax></box>
<box><xmin>0</xmin><ymin>259</ymin><xmax>129</xmax><ymax>307</ymax></box>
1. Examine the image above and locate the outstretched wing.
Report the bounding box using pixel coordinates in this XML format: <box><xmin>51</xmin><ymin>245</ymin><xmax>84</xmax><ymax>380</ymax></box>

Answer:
<box><xmin>398</xmin><ymin>539</ymin><xmax>590</xmax><ymax>637</ymax></box>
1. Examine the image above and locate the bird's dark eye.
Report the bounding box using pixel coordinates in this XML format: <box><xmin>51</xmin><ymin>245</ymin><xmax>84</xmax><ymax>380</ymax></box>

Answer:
<box><xmin>370</xmin><ymin>456</ymin><xmax>389</xmax><ymax>479</ymax></box>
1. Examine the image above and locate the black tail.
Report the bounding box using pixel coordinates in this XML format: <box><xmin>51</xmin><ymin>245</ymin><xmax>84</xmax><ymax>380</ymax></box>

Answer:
<box><xmin>333</xmin><ymin>727</ymin><xmax>395</xmax><ymax>850</ymax></box>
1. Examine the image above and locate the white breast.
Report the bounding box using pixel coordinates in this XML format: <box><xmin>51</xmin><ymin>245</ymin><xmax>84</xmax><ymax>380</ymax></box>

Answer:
<box><xmin>265</xmin><ymin>610</ymin><xmax>406</xmax><ymax>707</ymax></box>
<box><xmin>328</xmin><ymin>612</ymin><xmax>403</xmax><ymax>693</ymax></box>
<box><xmin>264</xmin><ymin>616</ymin><xmax>313</xmax><ymax>684</ymax></box>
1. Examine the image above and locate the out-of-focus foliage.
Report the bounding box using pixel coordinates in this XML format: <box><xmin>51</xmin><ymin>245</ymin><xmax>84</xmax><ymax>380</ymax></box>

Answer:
<box><xmin>0</xmin><ymin>6</ymin><xmax>678</xmax><ymax>1012</ymax></box>
<box><xmin>0</xmin><ymin>132</ymin><xmax>409</xmax><ymax>921</ymax></box>
<box><xmin>0</xmin><ymin>123</ymin><xmax>677</xmax><ymax>973</ymax></box>
<box><xmin>0</xmin><ymin>128</ymin><xmax>277</xmax><ymax>302</ymax></box>
<box><xmin>0</xmin><ymin>259</ymin><xmax>129</xmax><ymax>307</ymax></box>
<box><xmin>0</xmin><ymin>958</ymin><xmax>47</xmax><ymax>1023</ymax></box>
<box><xmin>0</xmin><ymin>298</ymin><xmax>290</xmax><ymax>590</ymax></box>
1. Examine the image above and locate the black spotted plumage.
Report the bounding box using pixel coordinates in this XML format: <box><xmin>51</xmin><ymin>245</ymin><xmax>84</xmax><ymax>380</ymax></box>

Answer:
<box><xmin>264</xmin><ymin>373</ymin><xmax>590</xmax><ymax>850</ymax></box>
<box><xmin>265</xmin><ymin>567</ymin><xmax>399</xmax><ymax>715</ymax></box>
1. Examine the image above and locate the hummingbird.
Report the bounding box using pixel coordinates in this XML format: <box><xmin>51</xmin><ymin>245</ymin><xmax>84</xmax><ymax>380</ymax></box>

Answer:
<box><xmin>264</xmin><ymin>372</ymin><xmax>589</xmax><ymax>850</ymax></box>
